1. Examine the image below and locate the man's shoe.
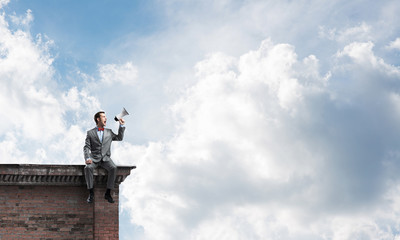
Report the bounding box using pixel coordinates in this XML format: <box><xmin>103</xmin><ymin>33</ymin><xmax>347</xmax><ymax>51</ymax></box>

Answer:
<box><xmin>104</xmin><ymin>194</ymin><xmax>115</xmax><ymax>203</ymax></box>
<box><xmin>87</xmin><ymin>194</ymin><xmax>94</xmax><ymax>203</ymax></box>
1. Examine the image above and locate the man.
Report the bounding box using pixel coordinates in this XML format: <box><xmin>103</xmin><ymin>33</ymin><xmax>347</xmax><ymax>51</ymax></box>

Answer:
<box><xmin>83</xmin><ymin>111</ymin><xmax>125</xmax><ymax>203</ymax></box>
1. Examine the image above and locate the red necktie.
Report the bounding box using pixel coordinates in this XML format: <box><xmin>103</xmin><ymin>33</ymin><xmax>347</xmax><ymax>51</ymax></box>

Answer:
<box><xmin>98</xmin><ymin>128</ymin><xmax>104</xmax><ymax>131</ymax></box>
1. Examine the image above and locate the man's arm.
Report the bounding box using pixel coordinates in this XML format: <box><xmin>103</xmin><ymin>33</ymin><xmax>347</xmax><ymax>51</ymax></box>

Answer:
<box><xmin>83</xmin><ymin>131</ymin><xmax>93</xmax><ymax>164</ymax></box>
<box><xmin>112</xmin><ymin>118</ymin><xmax>126</xmax><ymax>141</ymax></box>
<box><xmin>112</xmin><ymin>125</ymin><xmax>125</xmax><ymax>141</ymax></box>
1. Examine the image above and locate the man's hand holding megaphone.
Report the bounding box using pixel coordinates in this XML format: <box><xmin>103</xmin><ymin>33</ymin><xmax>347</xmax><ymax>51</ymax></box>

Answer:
<box><xmin>115</xmin><ymin>107</ymin><xmax>129</xmax><ymax>122</ymax></box>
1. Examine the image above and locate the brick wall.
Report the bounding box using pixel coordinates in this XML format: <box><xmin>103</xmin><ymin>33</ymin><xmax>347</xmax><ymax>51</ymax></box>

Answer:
<box><xmin>93</xmin><ymin>187</ymin><xmax>119</xmax><ymax>239</ymax></box>
<box><xmin>0</xmin><ymin>185</ymin><xmax>93</xmax><ymax>239</ymax></box>
<box><xmin>0</xmin><ymin>164</ymin><xmax>134</xmax><ymax>240</ymax></box>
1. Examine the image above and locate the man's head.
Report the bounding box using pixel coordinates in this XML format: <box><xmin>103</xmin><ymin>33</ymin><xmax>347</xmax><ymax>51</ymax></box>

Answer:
<box><xmin>94</xmin><ymin>111</ymin><xmax>107</xmax><ymax>127</ymax></box>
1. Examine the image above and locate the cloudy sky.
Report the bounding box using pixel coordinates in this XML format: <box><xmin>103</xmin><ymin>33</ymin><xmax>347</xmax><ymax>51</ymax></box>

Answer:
<box><xmin>1</xmin><ymin>0</ymin><xmax>400</xmax><ymax>239</ymax></box>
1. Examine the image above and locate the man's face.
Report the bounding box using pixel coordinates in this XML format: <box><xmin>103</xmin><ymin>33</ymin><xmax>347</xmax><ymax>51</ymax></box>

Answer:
<box><xmin>97</xmin><ymin>113</ymin><xmax>107</xmax><ymax>127</ymax></box>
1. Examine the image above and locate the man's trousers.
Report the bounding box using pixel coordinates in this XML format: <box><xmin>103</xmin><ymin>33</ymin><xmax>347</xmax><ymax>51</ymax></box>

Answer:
<box><xmin>84</xmin><ymin>160</ymin><xmax>117</xmax><ymax>189</ymax></box>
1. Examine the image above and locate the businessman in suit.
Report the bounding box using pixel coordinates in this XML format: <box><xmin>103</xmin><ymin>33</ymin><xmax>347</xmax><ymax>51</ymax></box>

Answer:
<box><xmin>84</xmin><ymin>111</ymin><xmax>125</xmax><ymax>203</ymax></box>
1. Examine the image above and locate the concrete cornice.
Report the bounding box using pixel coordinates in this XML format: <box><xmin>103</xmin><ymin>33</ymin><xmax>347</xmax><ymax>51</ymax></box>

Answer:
<box><xmin>0</xmin><ymin>164</ymin><xmax>136</xmax><ymax>186</ymax></box>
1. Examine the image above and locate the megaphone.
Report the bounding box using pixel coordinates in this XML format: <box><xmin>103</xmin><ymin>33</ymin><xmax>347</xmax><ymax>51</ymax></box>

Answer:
<box><xmin>114</xmin><ymin>107</ymin><xmax>130</xmax><ymax>121</ymax></box>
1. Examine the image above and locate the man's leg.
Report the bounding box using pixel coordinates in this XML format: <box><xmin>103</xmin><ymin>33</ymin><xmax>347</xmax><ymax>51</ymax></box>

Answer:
<box><xmin>84</xmin><ymin>162</ymin><xmax>98</xmax><ymax>189</ymax></box>
<box><xmin>101</xmin><ymin>160</ymin><xmax>117</xmax><ymax>190</ymax></box>
<box><xmin>84</xmin><ymin>162</ymin><xmax>98</xmax><ymax>203</ymax></box>
<box><xmin>100</xmin><ymin>160</ymin><xmax>117</xmax><ymax>203</ymax></box>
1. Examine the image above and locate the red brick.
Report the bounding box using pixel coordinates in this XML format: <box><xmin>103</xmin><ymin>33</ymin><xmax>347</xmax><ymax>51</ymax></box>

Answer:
<box><xmin>0</xmin><ymin>164</ymin><xmax>135</xmax><ymax>240</ymax></box>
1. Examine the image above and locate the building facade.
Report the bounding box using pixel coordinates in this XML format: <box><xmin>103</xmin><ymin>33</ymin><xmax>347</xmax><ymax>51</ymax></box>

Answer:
<box><xmin>0</xmin><ymin>164</ymin><xmax>135</xmax><ymax>239</ymax></box>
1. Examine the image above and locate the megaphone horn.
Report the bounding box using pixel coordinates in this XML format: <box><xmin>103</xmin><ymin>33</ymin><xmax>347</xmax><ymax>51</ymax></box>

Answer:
<box><xmin>114</xmin><ymin>107</ymin><xmax>129</xmax><ymax>121</ymax></box>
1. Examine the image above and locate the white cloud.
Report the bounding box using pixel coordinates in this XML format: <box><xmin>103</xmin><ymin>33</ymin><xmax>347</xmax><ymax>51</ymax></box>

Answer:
<box><xmin>0</xmin><ymin>0</ymin><xmax>9</xmax><ymax>9</ymax></box>
<box><xmin>99</xmin><ymin>61</ymin><xmax>138</xmax><ymax>86</ymax></box>
<box><xmin>337</xmin><ymin>41</ymin><xmax>400</xmax><ymax>76</ymax></box>
<box><xmin>119</xmin><ymin>33</ymin><xmax>400</xmax><ymax>239</ymax></box>
<box><xmin>10</xmin><ymin>9</ymin><xmax>34</xmax><ymax>27</ymax></box>
<box><xmin>319</xmin><ymin>22</ymin><xmax>372</xmax><ymax>43</ymax></box>
<box><xmin>0</xmin><ymin>6</ymin><xmax>101</xmax><ymax>164</ymax></box>
<box><xmin>0</xmin><ymin>132</ymin><xmax>30</xmax><ymax>163</ymax></box>
<box><xmin>0</xmin><ymin>11</ymin><xmax>64</xmax><ymax>142</ymax></box>
<box><xmin>388</xmin><ymin>38</ymin><xmax>400</xmax><ymax>50</ymax></box>
<box><xmin>62</xmin><ymin>86</ymin><xmax>101</xmax><ymax>122</ymax></box>
<box><xmin>47</xmin><ymin>125</ymin><xmax>87</xmax><ymax>164</ymax></box>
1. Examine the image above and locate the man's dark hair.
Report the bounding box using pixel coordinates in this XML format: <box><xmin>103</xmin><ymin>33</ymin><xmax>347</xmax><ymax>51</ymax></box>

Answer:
<box><xmin>94</xmin><ymin>111</ymin><xmax>105</xmax><ymax>124</ymax></box>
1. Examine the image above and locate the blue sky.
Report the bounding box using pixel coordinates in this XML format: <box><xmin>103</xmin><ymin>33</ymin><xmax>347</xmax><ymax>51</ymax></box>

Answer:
<box><xmin>5</xmin><ymin>0</ymin><xmax>161</xmax><ymax>67</ymax></box>
<box><xmin>2</xmin><ymin>0</ymin><xmax>400</xmax><ymax>239</ymax></box>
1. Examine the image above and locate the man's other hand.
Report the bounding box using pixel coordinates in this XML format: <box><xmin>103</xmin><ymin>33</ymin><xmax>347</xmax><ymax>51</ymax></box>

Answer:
<box><xmin>85</xmin><ymin>159</ymin><xmax>93</xmax><ymax>164</ymax></box>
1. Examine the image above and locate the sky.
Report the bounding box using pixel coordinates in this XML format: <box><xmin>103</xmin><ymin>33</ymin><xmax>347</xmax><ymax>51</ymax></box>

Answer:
<box><xmin>1</xmin><ymin>0</ymin><xmax>400</xmax><ymax>239</ymax></box>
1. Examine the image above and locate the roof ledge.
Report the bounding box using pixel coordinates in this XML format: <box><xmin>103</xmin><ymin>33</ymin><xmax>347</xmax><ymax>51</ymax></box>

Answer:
<box><xmin>0</xmin><ymin>164</ymin><xmax>136</xmax><ymax>186</ymax></box>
